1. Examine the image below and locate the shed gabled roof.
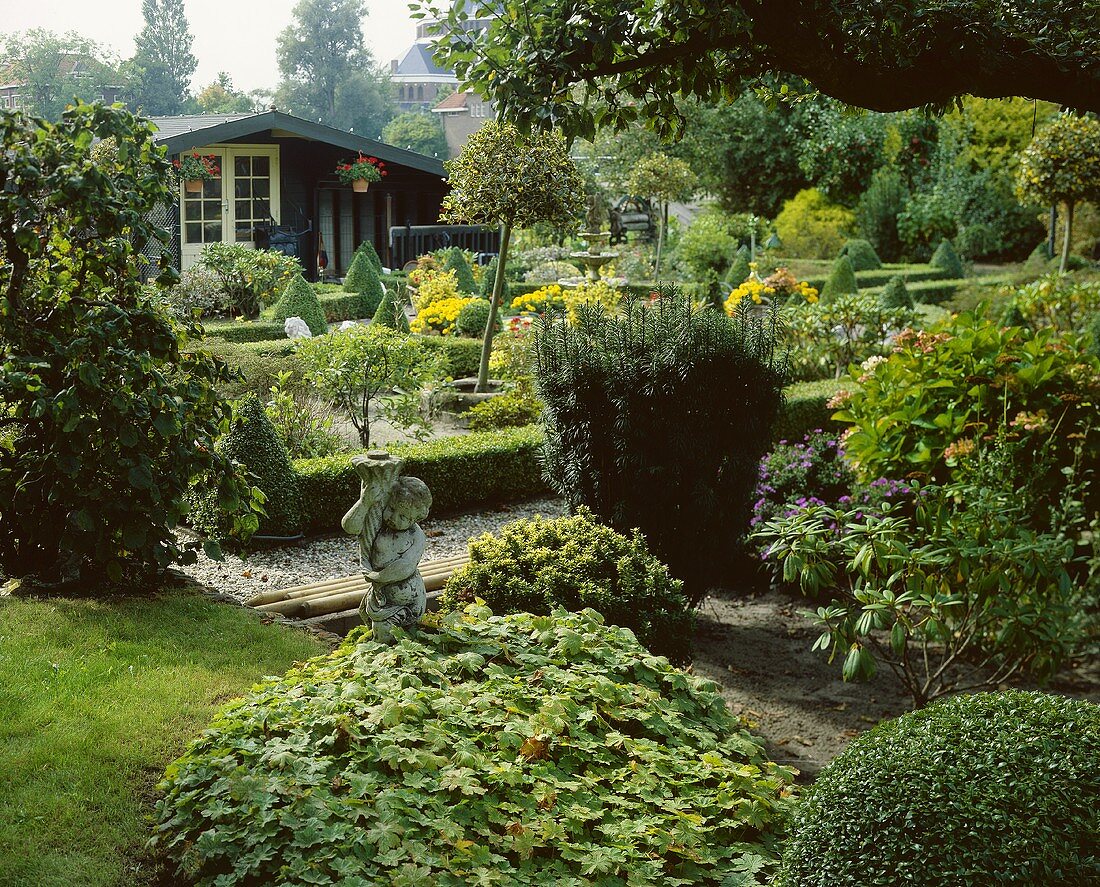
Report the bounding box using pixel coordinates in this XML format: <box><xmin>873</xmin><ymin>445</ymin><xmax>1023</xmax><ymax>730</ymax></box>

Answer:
<box><xmin>149</xmin><ymin>109</ymin><xmax>446</xmax><ymax>177</ymax></box>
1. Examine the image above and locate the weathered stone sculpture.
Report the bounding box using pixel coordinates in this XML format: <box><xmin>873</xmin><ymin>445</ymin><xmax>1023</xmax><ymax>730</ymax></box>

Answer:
<box><xmin>341</xmin><ymin>452</ymin><xmax>432</xmax><ymax>642</ymax></box>
<box><xmin>284</xmin><ymin>316</ymin><xmax>312</xmax><ymax>339</ymax></box>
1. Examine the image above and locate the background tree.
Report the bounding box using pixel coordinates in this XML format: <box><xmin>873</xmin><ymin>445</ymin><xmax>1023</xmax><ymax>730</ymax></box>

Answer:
<box><xmin>128</xmin><ymin>0</ymin><xmax>196</xmax><ymax>115</ymax></box>
<box><xmin>0</xmin><ymin>30</ymin><xmax>121</xmax><ymax>120</ymax></box>
<box><xmin>275</xmin><ymin>0</ymin><xmax>394</xmax><ymax>137</ymax></box>
<box><xmin>193</xmin><ymin>72</ymin><xmax>259</xmax><ymax>114</ymax></box>
<box><xmin>625</xmin><ymin>153</ymin><xmax>697</xmax><ymax>277</ymax></box>
<box><xmin>381</xmin><ymin>110</ymin><xmax>447</xmax><ymax>157</ymax></box>
<box><xmin>440</xmin><ymin>120</ymin><xmax>585</xmax><ymax>391</ymax></box>
<box><xmin>1017</xmin><ymin>114</ymin><xmax>1100</xmax><ymax>272</ymax></box>
<box><xmin>413</xmin><ymin>0</ymin><xmax>1099</xmax><ymax>138</ymax></box>
<box><xmin>0</xmin><ymin>103</ymin><xmax>259</xmax><ymax>586</ymax></box>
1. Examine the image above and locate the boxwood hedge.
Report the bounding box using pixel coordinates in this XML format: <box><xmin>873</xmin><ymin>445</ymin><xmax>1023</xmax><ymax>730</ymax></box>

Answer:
<box><xmin>151</xmin><ymin>606</ymin><xmax>795</xmax><ymax>886</ymax></box>
<box><xmin>777</xmin><ymin>690</ymin><xmax>1100</xmax><ymax>887</ymax></box>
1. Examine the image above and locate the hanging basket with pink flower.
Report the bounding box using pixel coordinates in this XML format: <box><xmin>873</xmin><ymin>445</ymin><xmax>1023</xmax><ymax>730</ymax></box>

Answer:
<box><xmin>173</xmin><ymin>152</ymin><xmax>220</xmax><ymax>193</ymax></box>
<box><xmin>336</xmin><ymin>154</ymin><xmax>387</xmax><ymax>191</ymax></box>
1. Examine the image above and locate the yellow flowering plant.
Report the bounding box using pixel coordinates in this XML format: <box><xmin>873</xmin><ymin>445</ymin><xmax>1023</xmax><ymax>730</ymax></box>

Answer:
<box><xmin>563</xmin><ymin>281</ymin><xmax>622</xmax><ymax>323</ymax></box>
<box><xmin>510</xmin><ymin>283</ymin><xmax>567</xmax><ymax>314</ymax></box>
<box><xmin>724</xmin><ymin>265</ymin><xmax>818</xmax><ymax>315</ymax></box>
<box><xmin>411</xmin><ymin>269</ymin><xmax>460</xmax><ymax>311</ymax></box>
<box><xmin>411</xmin><ymin>295</ymin><xmax>476</xmax><ymax>335</ymax></box>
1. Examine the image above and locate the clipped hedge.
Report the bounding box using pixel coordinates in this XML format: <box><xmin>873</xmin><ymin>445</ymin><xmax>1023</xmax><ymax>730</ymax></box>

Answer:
<box><xmin>293</xmin><ymin>425</ymin><xmax>548</xmax><ymax>533</ymax></box>
<box><xmin>201</xmin><ymin>339</ymin><xmax>301</xmax><ymax>399</ymax></box>
<box><xmin>152</xmin><ymin>606</ymin><xmax>794</xmax><ymax>887</ymax></box>
<box><xmin>772</xmin><ymin>379</ymin><xmax>847</xmax><ymax>442</ymax></box>
<box><xmin>318</xmin><ymin>290</ymin><xmax>382</xmax><ymax>323</ymax></box>
<box><xmin>201</xmin><ymin>320</ymin><xmax>286</xmax><ymax>343</ymax></box>
<box><xmin>864</xmin><ymin>274</ymin><xmax>1013</xmax><ymax>305</ymax></box>
<box><xmin>803</xmin><ymin>264</ymin><xmax>947</xmax><ymax>291</ymax></box>
<box><xmin>416</xmin><ymin>334</ymin><xmax>484</xmax><ymax>378</ymax></box>
<box><xmin>777</xmin><ymin>691</ymin><xmax>1100</xmax><ymax>887</ymax></box>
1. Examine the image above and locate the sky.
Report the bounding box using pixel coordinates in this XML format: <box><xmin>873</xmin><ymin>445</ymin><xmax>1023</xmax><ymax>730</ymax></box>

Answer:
<box><xmin>2</xmin><ymin>0</ymin><xmax>421</xmax><ymax>93</ymax></box>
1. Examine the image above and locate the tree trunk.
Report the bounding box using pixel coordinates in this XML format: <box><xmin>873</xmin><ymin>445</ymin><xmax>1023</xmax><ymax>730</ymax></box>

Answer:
<box><xmin>476</xmin><ymin>222</ymin><xmax>511</xmax><ymax>393</ymax></box>
<box><xmin>1060</xmin><ymin>200</ymin><xmax>1075</xmax><ymax>274</ymax></box>
<box><xmin>654</xmin><ymin>200</ymin><xmax>667</xmax><ymax>279</ymax></box>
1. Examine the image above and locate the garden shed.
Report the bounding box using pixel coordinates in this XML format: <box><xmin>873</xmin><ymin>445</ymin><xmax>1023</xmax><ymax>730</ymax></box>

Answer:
<box><xmin>149</xmin><ymin>108</ymin><xmax>449</xmax><ymax>276</ymax></box>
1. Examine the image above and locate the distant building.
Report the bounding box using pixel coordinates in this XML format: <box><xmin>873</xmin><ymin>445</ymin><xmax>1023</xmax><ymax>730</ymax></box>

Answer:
<box><xmin>389</xmin><ymin>17</ymin><xmax>492</xmax><ymax>112</ymax></box>
<box><xmin>431</xmin><ymin>91</ymin><xmax>495</xmax><ymax>158</ymax></box>
<box><xmin>0</xmin><ymin>53</ymin><xmax>123</xmax><ymax>111</ymax></box>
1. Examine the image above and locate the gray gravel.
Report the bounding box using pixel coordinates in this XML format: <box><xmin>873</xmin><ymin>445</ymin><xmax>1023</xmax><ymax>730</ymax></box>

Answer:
<box><xmin>176</xmin><ymin>497</ymin><xmax>566</xmax><ymax>604</ymax></box>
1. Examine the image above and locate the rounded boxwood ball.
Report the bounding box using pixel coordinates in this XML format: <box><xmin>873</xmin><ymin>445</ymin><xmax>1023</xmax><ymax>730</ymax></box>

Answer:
<box><xmin>839</xmin><ymin>238</ymin><xmax>882</xmax><ymax>271</ymax></box>
<box><xmin>454</xmin><ymin>297</ymin><xmax>498</xmax><ymax>337</ymax></box>
<box><xmin>777</xmin><ymin>690</ymin><xmax>1100</xmax><ymax>887</ymax></box>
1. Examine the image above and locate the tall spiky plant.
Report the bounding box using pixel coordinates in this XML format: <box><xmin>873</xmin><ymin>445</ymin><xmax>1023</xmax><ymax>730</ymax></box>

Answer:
<box><xmin>533</xmin><ymin>287</ymin><xmax>788</xmax><ymax>599</ymax></box>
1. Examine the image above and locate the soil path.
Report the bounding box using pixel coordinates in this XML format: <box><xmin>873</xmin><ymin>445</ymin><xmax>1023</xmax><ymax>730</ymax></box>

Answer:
<box><xmin>691</xmin><ymin>587</ymin><xmax>1100</xmax><ymax>782</ymax></box>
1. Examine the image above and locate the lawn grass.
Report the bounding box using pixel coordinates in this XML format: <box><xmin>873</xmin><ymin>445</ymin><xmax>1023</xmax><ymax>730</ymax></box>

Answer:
<box><xmin>0</xmin><ymin>587</ymin><xmax>331</xmax><ymax>887</ymax></box>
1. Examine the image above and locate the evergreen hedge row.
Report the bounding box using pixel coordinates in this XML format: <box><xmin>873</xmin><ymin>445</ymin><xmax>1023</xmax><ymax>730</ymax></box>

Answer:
<box><xmin>803</xmin><ymin>265</ymin><xmax>948</xmax><ymax>291</ymax></box>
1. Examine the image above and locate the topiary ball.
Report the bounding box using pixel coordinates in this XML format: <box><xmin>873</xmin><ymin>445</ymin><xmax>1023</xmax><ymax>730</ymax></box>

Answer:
<box><xmin>442</xmin><ymin>508</ymin><xmax>694</xmax><ymax>660</ymax></box>
<box><xmin>839</xmin><ymin>238</ymin><xmax>882</xmax><ymax>271</ymax></box>
<box><xmin>878</xmin><ymin>274</ymin><xmax>913</xmax><ymax>310</ymax></box>
<box><xmin>454</xmin><ymin>298</ymin><xmax>498</xmax><ymax>337</ymax></box>
<box><xmin>777</xmin><ymin>690</ymin><xmax>1100</xmax><ymax>887</ymax></box>
<box><xmin>930</xmin><ymin>238</ymin><xmax>965</xmax><ymax>279</ymax></box>
<box><xmin>152</xmin><ymin>606</ymin><xmax>794</xmax><ymax>886</ymax></box>
<box><xmin>372</xmin><ymin>285</ymin><xmax>411</xmax><ymax>332</ymax></box>
<box><xmin>271</xmin><ymin>274</ymin><xmax>328</xmax><ymax>336</ymax></box>
<box><xmin>443</xmin><ymin>248</ymin><xmax>479</xmax><ymax>295</ymax></box>
<box><xmin>820</xmin><ymin>255</ymin><xmax>858</xmax><ymax>300</ymax></box>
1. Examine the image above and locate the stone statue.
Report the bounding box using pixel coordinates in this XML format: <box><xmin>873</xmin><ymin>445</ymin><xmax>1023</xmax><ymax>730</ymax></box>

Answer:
<box><xmin>341</xmin><ymin>452</ymin><xmax>433</xmax><ymax>642</ymax></box>
<box><xmin>284</xmin><ymin>316</ymin><xmax>311</xmax><ymax>339</ymax></box>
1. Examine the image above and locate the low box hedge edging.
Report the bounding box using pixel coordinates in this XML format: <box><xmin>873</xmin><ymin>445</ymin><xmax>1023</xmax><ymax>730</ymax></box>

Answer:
<box><xmin>773</xmin><ymin>379</ymin><xmax>848</xmax><ymax>442</ymax></box>
<box><xmin>201</xmin><ymin>320</ymin><xmax>287</xmax><ymax>343</ymax></box>
<box><xmin>293</xmin><ymin>424</ymin><xmax>548</xmax><ymax>534</ymax></box>
<box><xmin>416</xmin><ymin>335</ymin><xmax>484</xmax><ymax>378</ymax></box>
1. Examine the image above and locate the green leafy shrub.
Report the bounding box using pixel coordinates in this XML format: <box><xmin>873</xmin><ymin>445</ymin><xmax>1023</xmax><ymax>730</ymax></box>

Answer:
<box><xmin>417</xmin><ymin>334</ymin><xmax>484</xmax><ymax>378</ymax></box>
<box><xmin>454</xmin><ymin>297</ymin><xmax>497</xmax><ymax>338</ymax></box>
<box><xmin>164</xmin><ymin>266</ymin><xmax>221</xmax><ymax>318</ymax></box>
<box><xmin>295</xmin><ymin>325</ymin><xmax>440</xmax><ymax>449</ymax></box>
<box><xmin>855</xmin><ymin>166</ymin><xmax>908</xmax><ymax>263</ymax></box>
<box><xmin>1009</xmin><ymin>273</ymin><xmax>1100</xmax><ymax>334</ymax></box>
<box><xmin>189</xmin><ymin>396</ymin><xmax>302</xmax><ymax>539</ymax></box>
<box><xmin>0</xmin><ymin>103</ymin><xmax>258</xmax><ymax>584</ymax></box>
<box><xmin>774</xmin><ymin>188</ymin><xmax>855</xmax><ymax>259</ymax></box>
<box><xmin>465</xmin><ymin>382</ymin><xmax>543</xmax><ymax>431</ymax></box>
<box><xmin>878</xmin><ymin>275</ymin><xmax>913</xmax><ymax>309</ymax></box>
<box><xmin>443</xmin><ymin>509</ymin><xmax>694</xmax><ymax>660</ymax></box>
<box><xmin>801</xmin><ymin>264</ymin><xmax>947</xmax><ymax>292</ymax></box>
<box><xmin>372</xmin><ymin>285</ymin><xmax>411</xmax><ymax>332</ymax></box>
<box><xmin>264</xmin><ymin>371</ymin><xmax>343</xmax><ymax>460</ymax></box>
<box><xmin>832</xmin><ymin>312</ymin><xmax>1100</xmax><ymax>500</ymax></box>
<box><xmin>677</xmin><ymin>209</ymin><xmax>758</xmax><ymax>286</ymax></box>
<box><xmin>838</xmin><ymin>238</ymin><xmax>881</xmax><ymax>271</ymax></box>
<box><xmin>777</xmin><ymin>691</ymin><xmax>1100</xmax><ymax>886</ymax></box>
<box><xmin>819</xmin><ymin>255</ymin><xmax>858</xmax><ymax>299</ymax></box>
<box><xmin>443</xmin><ymin>247</ymin><xmax>479</xmax><ymax>294</ymax></box>
<box><xmin>153</xmin><ymin>605</ymin><xmax>794</xmax><ymax>886</ymax></box>
<box><xmin>197</xmin><ymin>243</ymin><xmax>299</xmax><ymax>318</ymax></box>
<box><xmin>535</xmin><ymin>291</ymin><xmax>787</xmax><ymax>599</ymax></box>
<box><xmin>930</xmin><ymin>238</ymin><xmax>965</xmax><ymax>278</ymax></box>
<box><xmin>270</xmin><ymin>274</ymin><xmax>328</xmax><ymax>336</ymax></box>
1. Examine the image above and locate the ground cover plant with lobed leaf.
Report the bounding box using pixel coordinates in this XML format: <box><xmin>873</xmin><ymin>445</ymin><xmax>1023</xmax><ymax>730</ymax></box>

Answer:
<box><xmin>151</xmin><ymin>606</ymin><xmax>794</xmax><ymax>886</ymax></box>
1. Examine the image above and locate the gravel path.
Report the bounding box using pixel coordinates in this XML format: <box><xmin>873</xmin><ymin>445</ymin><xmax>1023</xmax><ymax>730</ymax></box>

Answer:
<box><xmin>176</xmin><ymin>496</ymin><xmax>566</xmax><ymax>604</ymax></box>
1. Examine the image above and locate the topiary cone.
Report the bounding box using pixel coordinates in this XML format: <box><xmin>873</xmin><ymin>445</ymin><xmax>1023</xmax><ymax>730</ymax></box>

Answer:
<box><xmin>444</xmin><ymin>249</ymin><xmax>478</xmax><ymax>295</ymax></box>
<box><xmin>725</xmin><ymin>253</ymin><xmax>751</xmax><ymax>288</ymax></box>
<box><xmin>930</xmin><ymin>238</ymin><xmax>965</xmax><ymax>278</ymax></box>
<box><xmin>372</xmin><ymin>285</ymin><xmax>411</xmax><ymax>333</ymax></box>
<box><xmin>879</xmin><ymin>275</ymin><xmax>913</xmax><ymax>310</ymax></box>
<box><xmin>355</xmin><ymin>239</ymin><xmax>383</xmax><ymax>273</ymax></box>
<box><xmin>821</xmin><ymin>255</ymin><xmax>859</xmax><ymax>300</ymax></box>
<box><xmin>271</xmin><ymin>274</ymin><xmax>328</xmax><ymax>336</ymax></box>
<box><xmin>343</xmin><ymin>251</ymin><xmax>373</xmax><ymax>293</ymax></box>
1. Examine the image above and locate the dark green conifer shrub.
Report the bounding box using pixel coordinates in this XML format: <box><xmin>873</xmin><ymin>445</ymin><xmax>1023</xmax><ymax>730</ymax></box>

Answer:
<box><xmin>454</xmin><ymin>298</ymin><xmax>497</xmax><ymax>338</ymax></box>
<box><xmin>354</xmin><ymin>239</ymin><xmax>383</xmax><ymax>272</ymax></box>
<box><xmin>443</xmin><ymin>248</ymin><xmax>478</xmax><ymax>294</ymax></box>
<box><xmin>479</xmin><ymin>257</ymin><xmax>510</xmax><ymax>303</ymax></box>
<box><xmin>839</xmin><ymin>238</ymin><xmax>882</xmax><ymax>271</ymax></box>
<box><xmin>534</xmin><ymin>289</ymin><xmax>787</xmax><ymax>600</ymax></box>
<box><xmin>271</xmin><ymin>274</ymin><xmax>328</xmax><ymax>336</ymax></box>
<box><xmin>342</xmin><ymin>251</ymin><xmax>372</xmax><ymax>293</ymax></box>
<box><xmin>777</xmin><ymin>691</ymin><xmax>1100</xmax><ymax>887</ymax></box>
<box><xmin>855</xmin><ymin>166</ymin><xmax>908</xmax><ymax>262</ymax></box>
<box><xmin>930</xmin><ymin>238</ymin><xmax>965</xmax><ymax>278</ymax></box>
<box><xmin>442</xmin><ymin>508</ymin><xmax>694</xmax><ymax>659</ymax></box>
<box><xmin>725</xmin><ymin>252</ymin><xmax>752</xmax><ymax>288</ymax></box>
<box><xmin>189</xmin><ymin>396</ymin><xmax>301</xmax><ymax>538</ymax></box>
<box><xmin>152</xmin><ymin>606</ymin><xmax>794</xmax><ymax>886</ymax></box>
<box><xmin>340</xmin><ymin>251</ymin><xmax>385</xmax><ymax>317</ymax></box>
<box><xmin>879</xmin><ymin>275</ymin><xmax>913</xmax><ymax>310</ymax></box>
<box><xmin>371</xmin><ymin>285</ymin><xmax>411</xmax><ymax>332</ymax></box>
<box><xmin>820</xmin><ymin>255</ymin><xmax>858</xmax><ymax>299</ymax></box>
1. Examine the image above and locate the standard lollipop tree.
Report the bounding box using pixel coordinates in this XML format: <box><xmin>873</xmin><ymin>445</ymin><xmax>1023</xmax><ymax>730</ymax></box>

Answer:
<box><xmin>439</xmin><ymin>120</ymin><xmax>584</xmax><ymax>392</ymax></box>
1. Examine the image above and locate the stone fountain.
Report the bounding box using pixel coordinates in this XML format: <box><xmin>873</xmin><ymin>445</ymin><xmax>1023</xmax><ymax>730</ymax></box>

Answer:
<box><xmin>570</xmin><ymin>231</ymin><xmax>616</xmax><ymax>282</ymax></box>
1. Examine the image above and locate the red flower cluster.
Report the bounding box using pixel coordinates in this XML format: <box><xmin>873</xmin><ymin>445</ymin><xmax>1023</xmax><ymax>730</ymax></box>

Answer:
<box><xmin>172</xmin><ymin>152</ymin><xmax>220</xmax><ymax>180</ymax></box>
<box><xmin>336</xmin><ymin>153</ymin><xmax>387</xmax><ymax>184</ymax></box>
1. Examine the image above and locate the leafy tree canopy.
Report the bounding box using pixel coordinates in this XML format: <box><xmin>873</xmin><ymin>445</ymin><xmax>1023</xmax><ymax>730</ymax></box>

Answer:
<box><xmin>381</xmin><ymin>110</ymin><xmax>448</xmax><ymax>158</ymax></box>
<box><xmin>128</xmin><ymin>0</ymin><xmax>196</xmax><ymax>116</ymax></box>
<box><xmin>193</xmin><ymin>72</ymin><xmax>259</xmax><ymax>114</ymax></box>
<box><xmin>0</xmin><ymin>29</ymin><xmax>121</xmax><ymax>120</ymax></box>
<box><xmin>412</xmin><ymin>0</ymin><xmax>1100</xmax><ymax>138</ymax></box>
